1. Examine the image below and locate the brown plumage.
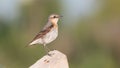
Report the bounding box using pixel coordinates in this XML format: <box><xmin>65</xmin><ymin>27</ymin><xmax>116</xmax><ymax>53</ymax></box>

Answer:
<box><xmin>30</xmin><ymin>25</ymin><xmax>54</xmax><ymax>43</ymax></box>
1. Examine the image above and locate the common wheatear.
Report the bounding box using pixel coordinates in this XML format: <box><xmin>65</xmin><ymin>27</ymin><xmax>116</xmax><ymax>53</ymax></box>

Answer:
<box><xmin>29</xmin><ymin>14</ymin><xmax>62</xmax><ymax>52</ymax></box>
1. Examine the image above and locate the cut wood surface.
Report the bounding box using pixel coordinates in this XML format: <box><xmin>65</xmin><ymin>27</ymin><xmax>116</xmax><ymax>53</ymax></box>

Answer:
<box><xmin>29</xmin><ymin>50</ymin><xmax>69</xmax><ymax>68</ymax></box>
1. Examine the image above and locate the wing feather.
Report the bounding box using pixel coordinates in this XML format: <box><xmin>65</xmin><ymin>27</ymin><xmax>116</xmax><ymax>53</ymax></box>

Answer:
<box><xmin>30</xmin><ymin>25</ymin><xmax>53</xmax><ymax>44</ymax></box>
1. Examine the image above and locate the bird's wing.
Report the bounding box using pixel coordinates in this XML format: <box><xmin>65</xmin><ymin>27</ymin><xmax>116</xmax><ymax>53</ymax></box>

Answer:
<box><xmin>43</xmin><ymin>21</ymin><xmax>52</xmax><ymax>30</ymax></box>
<box><xmin>30</xmin><ymin>24</ymin><xmax>53</xmax><ymax>43</ymax></box>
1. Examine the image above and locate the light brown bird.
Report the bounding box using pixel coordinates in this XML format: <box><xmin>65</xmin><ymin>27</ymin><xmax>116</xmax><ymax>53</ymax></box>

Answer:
<box><xmin>29</xmin><ymin>14</ymin><xmax>62</xmax><ymax>52</ymax></box>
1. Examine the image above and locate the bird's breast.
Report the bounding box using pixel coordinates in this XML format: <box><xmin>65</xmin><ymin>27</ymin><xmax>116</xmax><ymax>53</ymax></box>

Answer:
<box><xmin>43</xmin><ymin>28</ymin><xmax>58</xmax><ymax>44</ymax></box>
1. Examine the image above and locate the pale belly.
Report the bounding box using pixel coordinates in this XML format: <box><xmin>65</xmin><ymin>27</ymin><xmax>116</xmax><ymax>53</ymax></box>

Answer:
<box><xmin>29</xmin><ymin>28</ymin><xmax>58</xmax><ymax>45</ymax></box>
<box><xmin>42</xmin><ymin>28</ymin><xmax>58</xmax><ymax>44</ymax></box>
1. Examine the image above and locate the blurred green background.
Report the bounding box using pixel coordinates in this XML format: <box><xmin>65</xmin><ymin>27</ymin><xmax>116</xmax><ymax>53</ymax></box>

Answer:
<box><xmin>0</xmin><ymin>0</ymin><xmax>120</xmax><ymax>68</ymax></box>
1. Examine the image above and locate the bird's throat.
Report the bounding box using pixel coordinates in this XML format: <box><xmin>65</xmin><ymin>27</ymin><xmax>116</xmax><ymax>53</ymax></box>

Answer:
<box><xmin>50</xmin><ymin>19</ymin><xmax>58</xmax><ymax>28</ymax></box>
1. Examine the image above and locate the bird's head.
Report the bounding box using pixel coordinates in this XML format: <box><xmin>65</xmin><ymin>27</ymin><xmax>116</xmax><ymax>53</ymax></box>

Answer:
<box><xmin>48</xmin><ymin>14</ymin><xmax>62</xmax><ymax>24</ymax></box>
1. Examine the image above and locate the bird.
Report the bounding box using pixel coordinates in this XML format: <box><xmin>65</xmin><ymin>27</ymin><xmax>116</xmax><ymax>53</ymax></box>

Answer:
<box><xmin>28</xmin><ymin>14</ymin><xmax>62</xmax><ymax>52</ymax></box>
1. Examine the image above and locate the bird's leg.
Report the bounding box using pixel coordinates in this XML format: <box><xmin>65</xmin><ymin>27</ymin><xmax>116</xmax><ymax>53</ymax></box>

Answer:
<box><xmin>43</xmin><ymin>44</ymin><xmax>51</xmax><ymax>56</ymax></box>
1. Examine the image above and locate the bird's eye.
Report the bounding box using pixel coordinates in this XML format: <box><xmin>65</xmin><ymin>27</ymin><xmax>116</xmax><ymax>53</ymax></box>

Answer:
<box><xmin>53</xmin><ymin>16</ymin><xmax>56</xmax><ymax>18</ymax></box>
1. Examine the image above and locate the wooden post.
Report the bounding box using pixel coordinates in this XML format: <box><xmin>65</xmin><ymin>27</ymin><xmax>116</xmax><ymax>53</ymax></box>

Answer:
<box><xmin>29</xmin><ymin>50</ymin><xmax>69</xmax><ymax>68</ymax></box>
